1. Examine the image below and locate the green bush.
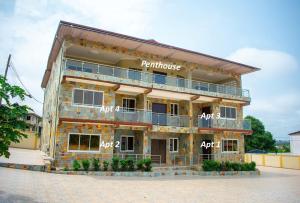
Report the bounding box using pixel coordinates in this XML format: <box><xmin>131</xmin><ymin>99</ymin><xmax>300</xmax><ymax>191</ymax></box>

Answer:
<box><xmin>144</xmin><ymin>158</ymin><xmax>152</xmax><ymax>172</ymax></box>
<box><xmin>120</xmin><ymin>159</ymin><xmax>128</xmax><ymax>171</ymax></box>
<box><xmin>63</xmin><ymin>166</ymin><xmax>69</xmax><ymax>171</ymax></box>
<box><xmin>72</xmin><ymin>160</ymin><xmax>81</xmax><ymax>171</ymax></box>
<box><xmin>127</xmin><ymin>158</ymin><xmax>135</xmax><ymax>171</ymax></box>
<box><xmin>103</xmin><ymin>160</ymin><xmax>109</xmax><ymax>171</ymax></box>
<box><xmin>111</xmin><ymin>157</ymin><xmax>120</xmax><ymax>171</ymax></box>
<box><xmin>92</xmin><ymin>158</ymin><xmax>100</xmax><ymax>171</ymax></box>
<box><xmin>202</xmin><ymin>160</ymin><xmax>221</xmax><ymax>171</ymax></box>
<box><xmin>202</xmin><ymin>160</ymin><xmax>256</xmax><ymax>171</ymax></box>
<box><xmin>136</xmin><ymin>159</ymin><xmax>144</xmax><ymax>171</ymax></box>
<box><xmin>81</xmin><ymin>159</ymin><xmax>90</xmax><ymax>171</ymax></box>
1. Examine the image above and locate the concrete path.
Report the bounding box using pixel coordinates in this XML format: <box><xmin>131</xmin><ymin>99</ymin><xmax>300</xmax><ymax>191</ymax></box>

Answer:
<box><xmin>0</xmin><ymin>148</ymin><xmax>44</xmax><ymax>165</ymax></box>
<box><xmin>0</xmin><ymin>166</ymin><xmax>299</xmax><ymax>203</ymax></box>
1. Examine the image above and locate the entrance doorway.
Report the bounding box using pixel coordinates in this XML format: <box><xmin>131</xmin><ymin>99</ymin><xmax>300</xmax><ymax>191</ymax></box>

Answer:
<box><xmin>201</xmin><ymin>139</ymin><xmax>212</xmax><ymax>160</ymax></box>
<box><xmin>151</xmin><ymin>139</ymin><xmax>166</xmax><ymax>164</ymax></box>
<box><xmin>201</xmin><ymin>106</ymin><xmax>212</xmax><ymax>128</ymax></box>
<box><xmin>152</xmin><ymin>103</ymin><xmax>167</xmax><ymax>125</ymax></box>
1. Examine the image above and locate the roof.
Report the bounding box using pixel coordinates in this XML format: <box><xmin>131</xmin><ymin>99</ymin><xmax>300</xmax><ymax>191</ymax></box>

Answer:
<box><xmin>289</xmin><ymin>131</ymin><xmax>300</xmax><ymax>136</ymax></box>
<box><xmin>41</xmin><ymin>20</ymin><xmax>260</xmax><ymax>88</ymax></box>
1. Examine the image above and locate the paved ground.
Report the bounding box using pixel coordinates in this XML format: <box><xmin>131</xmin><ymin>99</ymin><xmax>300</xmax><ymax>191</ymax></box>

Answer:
<box><xmin>0</xmin><ymin>166</ymin><xmax>299</xmax><ymax>203</ymax></box>
<box><xmin>0</xmin><ymin>148</ymin><xmax>44</xmax><ymax>165</ymax></box>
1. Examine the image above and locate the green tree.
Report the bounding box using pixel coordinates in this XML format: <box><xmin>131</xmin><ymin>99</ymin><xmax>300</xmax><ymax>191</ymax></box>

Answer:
<box><xmin>0</xmin><ymin>75</ymin><xmax>31</xmax><ymax>158</ymax></box>
<box><xmin>245</xmin><ymin>115</ymin><xmax>276</xmax><ymax>152</ymax></box>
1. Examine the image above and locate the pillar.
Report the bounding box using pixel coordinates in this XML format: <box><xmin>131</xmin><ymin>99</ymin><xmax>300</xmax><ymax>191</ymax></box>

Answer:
<box><xmin>188</xmin><ymin>100</ymin><xmax>194</xmax><ymax>165</ymax></box>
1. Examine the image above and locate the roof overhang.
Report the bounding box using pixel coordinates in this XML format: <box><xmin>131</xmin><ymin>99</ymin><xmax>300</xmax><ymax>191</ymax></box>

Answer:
<box><xmin>41</xmin><ymin>21</ymin><xmax>260</xmax><ymax>88</ymax></box>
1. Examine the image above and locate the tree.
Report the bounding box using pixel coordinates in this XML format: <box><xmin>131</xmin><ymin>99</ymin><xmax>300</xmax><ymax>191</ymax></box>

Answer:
<box><xmin>0</xmin><ymin>75</ymin><xmax>31</xmax><ymax>158</ymax></box>
<box><xmin>244</xmin><ymin>115</ymin><xmax>276</xmax><ymax>152</ymax></box>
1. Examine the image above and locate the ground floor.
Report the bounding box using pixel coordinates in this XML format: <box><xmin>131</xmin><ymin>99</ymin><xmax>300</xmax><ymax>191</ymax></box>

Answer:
<box><xmin>0</xmin><ymin>166</ymin><xmax>299</xmax><ymax>203</ymax></box>
<box><xmin>44</xmin><ymin>123</ymin><xmax>245</xmax><ymax>168</ymax></box>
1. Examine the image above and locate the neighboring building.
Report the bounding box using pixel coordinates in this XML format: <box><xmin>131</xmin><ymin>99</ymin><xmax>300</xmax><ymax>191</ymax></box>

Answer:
<box><xmin>11</xmin><ymin>112</ymin><xmax>42</xmax><ymax>150</ymax></box>
<box><xmin>289</xmin><ymin>131</ymin><xmax>300</xmax><ymax>154</ymax></box>
<box><xmin>41</xmin><ymin>21</ymin><xmax>259</xmax><ymax>168</ymax></box>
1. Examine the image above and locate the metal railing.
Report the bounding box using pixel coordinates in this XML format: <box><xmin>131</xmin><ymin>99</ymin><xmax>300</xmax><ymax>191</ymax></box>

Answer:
<box><xmin>152</xmin><ymin>113</ymin><xmax>189</xmax><ymax>127</ymax></box>
<box><xmin>171</xmin><ymin>154</ymin><xmax>187</xmax><ymax>166</ymax></box>
<box><xmin>197</xmin><ymin>117</ymin><xmax>251</xmax><ymax>130</ymax></box>
<box><xmin>65</xmin><ymin>58</ymin><xmax>250</xmax><ymax>98</ymax></box>
<box><xmin>115</xmin><ymin>108</ymin><xmax>152</xmax><ymax>124</ymax></box>
<box><xmin>113</xmin><ymin>153</ymin><xmax>161</xmax><ymax>166</ymax></box>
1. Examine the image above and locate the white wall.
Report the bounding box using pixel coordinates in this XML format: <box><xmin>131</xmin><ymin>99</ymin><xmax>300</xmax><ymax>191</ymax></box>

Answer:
<box><xmin>290</xmin><ymin>134</ymin><xmax>300</xmax><ymax>154</ymax></box>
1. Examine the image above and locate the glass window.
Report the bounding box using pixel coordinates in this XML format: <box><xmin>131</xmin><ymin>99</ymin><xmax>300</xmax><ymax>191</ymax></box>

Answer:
<box><xmin>93</xmin><ymin>92</ymin><xmax>103</xmax><ymax>106</ymax></box>
<box><xmin>120</xmin><ymin>136</ymin><xmax>134</xmax><ymax>152</ymax></box>
<box><xmin>83</xmin><ymin>91</ymin><xmax>93</xmax><ymax>105</ymax></box>
<box><xmin>220</xmin><ymin>107</ymin><xmax>236</xmax><ymax>119</ymax></box>
<box><xmin>26</xmin><ymin>115</ymin><xmax>31</xmax><ymax>120</ymax></box>
<box><xmin>73</xmin><ymin>89</ymin><xmax>83</xmax><ymax>104</ymax></box>
<box><xmin>222</xmin><ymin>139</ymin><xmax>238</xmax><ymax>152</ymax></box>
<box><xmin>170</xmin><ymin>104</ymin><xmax>179</xmax><ymax>116</ymax></box>
<box><xmin>170</xmin><ymin>138</ymin><xmax>179</xmax><ymax>152</ymax></box>
<box><xmin>90</xmin><ymin>135</ymin><xmax>100</xmax><ymax>151</ymax></box>
<box><xmin>68</xmin><ymin>134</ymin><xmax>101</xmax><ymax>151</ymax></box>
<box><xmin>69</xmin><ymin>134</ymin><xmax>79</xmax><ymax>150</ymax></box>
<box><xmin>123</xmin><ymin>98</ymin><xmax>136</xmax><ymax>112</ymax></box>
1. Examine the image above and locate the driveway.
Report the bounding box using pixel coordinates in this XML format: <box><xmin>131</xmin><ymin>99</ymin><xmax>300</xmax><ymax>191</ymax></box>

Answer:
<box><xmin>0</xmin><ymin>166</ymin><xmax>299</xmax><ymax>203</ymax></box>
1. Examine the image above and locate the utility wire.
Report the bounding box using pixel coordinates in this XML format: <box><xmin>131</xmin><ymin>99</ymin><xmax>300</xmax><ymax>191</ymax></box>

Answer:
<box><xmin>9</xmin><ymin>60</ymin><xmax>43</xmax><ymax>104</ymax></box>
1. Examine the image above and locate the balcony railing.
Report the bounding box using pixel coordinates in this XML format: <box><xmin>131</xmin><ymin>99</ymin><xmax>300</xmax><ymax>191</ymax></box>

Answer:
<box><xmin>64</xmin><ymin>58</ymin><xmax>250</xmax><ymax>99</ymax></box>
<box><xmin>197</xmin><ymin>117</ymin><xmax>251</xmax><ymax>130</ymax></box>
<box><xmin>115</xmin><ymin>108</ymin><xmax>152</xmax><ymax>124</ymax></box>
<box><xmin>152</xmin><ymin>113</ymin><xmax>189</xmax><ymax>127</ymax></box>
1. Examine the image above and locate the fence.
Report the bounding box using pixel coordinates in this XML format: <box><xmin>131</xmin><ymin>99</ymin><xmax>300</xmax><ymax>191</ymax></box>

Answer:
<box><xmin>245</xmin><ymin>153</ymin><xmax>300</xmax><ymax>170</ymax></box>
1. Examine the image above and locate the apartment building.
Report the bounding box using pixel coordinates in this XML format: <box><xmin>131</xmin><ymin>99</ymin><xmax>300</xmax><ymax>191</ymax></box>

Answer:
<box><xmin>41</xmin><ymin>21</ymin><xmax>259</xmax><ymax>168</ymax></box>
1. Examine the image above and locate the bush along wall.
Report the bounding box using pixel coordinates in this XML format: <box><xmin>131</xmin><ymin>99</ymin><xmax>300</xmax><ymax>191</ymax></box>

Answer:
<box><xmin>202</xmin><ymin>160</ymin><xmax>256</xmax><ymax>171</ymax></box>
<box><xmin>71</xmin><ymin>157</ymin><xmax>152</xmax><ymax>172</ymax></box>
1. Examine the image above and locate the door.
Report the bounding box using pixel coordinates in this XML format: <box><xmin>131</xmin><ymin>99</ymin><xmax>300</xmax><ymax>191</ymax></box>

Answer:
<box><xmin>151</xmin><ymin>139</ymin><xmax>166</xmax><ymax>164</ymax></box>
<box><xmin>152</xmin><ymin>103</ymin><xmax>167</xmax><ymax>125</ymax></box>
<box><xmin>153</xmin><ymin>71</ymin><xmax>167</xmax><ymax>85</ymax></box>
<box><xmin>202</xmin><ymin>139</ymin><xmax>212</xmax><ymax>160</ymax></box>
<box><xmin>201</xmin><ymin>106</ymin><xmax>212</xmax><ymax>128</ymax></box>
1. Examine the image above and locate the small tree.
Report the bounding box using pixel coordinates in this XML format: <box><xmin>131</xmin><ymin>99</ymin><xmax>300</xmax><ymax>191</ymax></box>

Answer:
<box><xmin>0</xmin><ymin>75</ymin><xmax>31</xmax><ymax>158</ymax></box>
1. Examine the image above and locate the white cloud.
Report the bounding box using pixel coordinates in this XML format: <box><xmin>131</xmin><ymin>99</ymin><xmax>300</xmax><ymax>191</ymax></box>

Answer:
<box><xmin>227</xmin><ymin>48</ymin><xmax>300</xmax><ymax>139</ymax></box>
<box><xmin>0</xmin><ymin>0</ymin><xmax>162</xmax><ymax>115</ymax></box>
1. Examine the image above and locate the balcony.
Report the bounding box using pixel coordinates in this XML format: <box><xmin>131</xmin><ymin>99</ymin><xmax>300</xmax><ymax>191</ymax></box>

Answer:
<box><xmin>115</xmin><ymin>108</ymin><xmax>152</xmax><ymax>124</ymax></box>
<box><xmin>197</xmin><ymin>117</ymin><xmax>251</xmax><ymax>131</ymax></box>
<box><xmin>152</xmin><ymin>113</ymin><xmax>189</xmax><ymax>127</ymax></box>
<box><xmin>64</xmin><ymin>58</ymin><xmax>250</xmax><ymax>101</ymax></box>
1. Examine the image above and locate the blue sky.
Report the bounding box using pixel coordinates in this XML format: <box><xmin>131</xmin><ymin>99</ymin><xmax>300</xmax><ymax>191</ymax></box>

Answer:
<box><xmin>0</xmin><ymin>0</ymin><xmax>299</xmax><ymax>140</ymax></box>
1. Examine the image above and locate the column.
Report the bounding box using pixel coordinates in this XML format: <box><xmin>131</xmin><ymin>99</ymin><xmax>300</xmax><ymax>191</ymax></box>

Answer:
<box><xmin>188</xmin><ymin>100</ymin><xmax>194</xmax><ymax>165</ymax></box>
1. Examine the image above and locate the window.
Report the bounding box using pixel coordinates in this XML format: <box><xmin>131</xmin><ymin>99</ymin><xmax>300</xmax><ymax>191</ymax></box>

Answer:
<box><xmin>120</xmin><ymin>136</ymin><xmax>134</xmax><ymax>152</ymax></box>
<box><xmin>122</xmin><ymin>98</ymin><xmax>136</xmax><ymax>112</ymax></box>
<box><xmin>68</xmin><ymin>134</ymin><xmax>100</xmax><ymax>152</ymax></box>
<box><xmin>170</xmin><ymin>138</ymin><xmax>179</xmax><ymax>152</ymax></box>
<box><xmin>153</xmin><ymin>71</ymin><xmax>166</xmax><ymax>84</ymax></box>
<box><xmin>170</xmin><ymin>103</ymin><xmax>179</xmax><ymax>116</ymax></box>
<box><xmin>73</xmin><ymin>89</ymin><xmax>103</xmax><ymax>107</ymax></box>
<box><xmin>220</xmin><ymin>106</ymin><xmax>236</xmax><ymax>119</ymax></box>
<box><xmin>26</xmin><ymin>116</ymin><xmax>31</xmax><ymax>120</ymax></box>
<box><xmin>222</xmin><ymin>139</ymin><xmax>238</xmax><ymax>153</ymax></box>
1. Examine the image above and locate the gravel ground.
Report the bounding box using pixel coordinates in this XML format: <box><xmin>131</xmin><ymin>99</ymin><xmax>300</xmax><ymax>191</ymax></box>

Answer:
<box><xmin>0</xmin><ymin>166</ymin><xmax>299</xmax><ymax>203</ymax></box>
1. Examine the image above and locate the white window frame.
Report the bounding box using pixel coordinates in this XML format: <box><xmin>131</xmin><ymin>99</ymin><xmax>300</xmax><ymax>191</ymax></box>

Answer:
<box><xmin>169</xmin><ymin>138</ymin><xmax>179</xmax><ymax>153</ymax></box>
<box><xmin>67</xmin><ymin>133</ymin><xmax>101</xmax><ymax>153</ymax></box>
<box><xmin>120</xmin><ymin>135</ymin><xmax>135</xmax><ymax>152</ymax></box>
<box><xmin>122</xmin><ymin>97</ymin><xmax>136</xmax><ymax>112</ymax></box>
<box><xmin>170</xmin><ymin>103</ymin><xmax>179</xmax><ymax>116</ymax></box>
<box><xmin>72</xmin><ymin>88</ymin><xmax>104</xmax><ymax>108</ymax></box>
<box><xmin>221</xmin><ymin>139</ymin><xmax>239</xmax><ymax>153</ymax></box>
<box><xmin>147</xmin><ymin>100</ymin><xmax>151</xmax><ymax>110</ymax></box>
<box><xmin>220</xmin><ymin>106</ymin><xmax>237</xmax><ymax>120</ymax></box>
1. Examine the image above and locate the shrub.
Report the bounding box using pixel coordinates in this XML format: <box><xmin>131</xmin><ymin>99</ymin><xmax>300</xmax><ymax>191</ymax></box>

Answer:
<box><xmin>249</xmin><ymin>161</ymin><xmax>256</xmax><ymax>171</ymax></box>
<box><xmin>231</xmin><ymin>162</ymin><xmax>241</xmax><ymax>171</ymax></box>
<box><xmin>63</xmin><ymin>166</ymin><xmax>69</xmax><ymax>171</ymax></box>
<box><xmin>103</xmin><ymin>160</ymin><xmax>109</xmax><ymax>171</ymax></box>
<box><xmin>72</xmin><ymin>160</ymin><xmax>81</xmax><ymax>171</ymax></box>
<box><xmin>120</xmin><ymin>159</ymin><xmax>128</xmax><ymax>171</ymax></box>
<box><xmin>81</xmin><ymin>159</ymin><xmax>90</xmax><ymax>171</ymax></box>
<box><xmin>202</xmin><ymin>160</ymin><xmax>221</xmax><ymax>171</ymax></box>
<box><xmin>111</xmin><ymin>157</ymin><xmax>120</xmax><ymax>171</ymax></box>
<box><xmin>127</xmin><ymin>158</ymin><xmax>135</xmax><ymax>171</ymax></box>
<box><xmin>92</xmin><ymin>158</ymin><xmax>100</xmax><ymax>171</ymax></box>
<box><xmin>144</xmin><ymin>158</ymin><xmax>152</xmax><ymax>172</ymax></box>
<box><xmin>136</xmin><ymin>159</ymin><xmax>144</xmax><ymax>171</ymax></box>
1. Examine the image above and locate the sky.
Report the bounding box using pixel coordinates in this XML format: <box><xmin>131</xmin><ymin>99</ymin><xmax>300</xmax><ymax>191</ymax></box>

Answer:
<box><xmin>0</xmin><ymin>0</ymin><xmax>299</xmax><ymax>140</ymax></box>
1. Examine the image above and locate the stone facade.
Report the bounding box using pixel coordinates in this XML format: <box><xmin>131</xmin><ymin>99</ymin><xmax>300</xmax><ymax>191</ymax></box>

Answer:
<box><xmin>41</xmin><ymin>25</ymin><xmax>255</xmax><ymax>168</ymax></box>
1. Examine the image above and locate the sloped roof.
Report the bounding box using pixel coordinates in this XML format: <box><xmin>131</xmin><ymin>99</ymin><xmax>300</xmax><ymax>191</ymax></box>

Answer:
<box><xmin>289</xmin><ymin>131</ymin><xmax>300</xmax><ymax>136</ymax></box>
<box><xmin>41</xmin><ymin>20</ymin><xmax>260</xmax><ymax>88</ymax></box>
